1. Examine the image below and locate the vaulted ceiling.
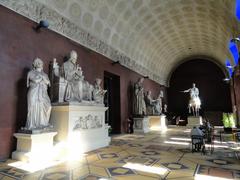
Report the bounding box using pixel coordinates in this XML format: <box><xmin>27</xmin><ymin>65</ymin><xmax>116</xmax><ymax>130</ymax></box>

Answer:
<box><xmin>1</xmin><ymin>0</ymin><xmax>240</xmax><ymax>85</ymax></box>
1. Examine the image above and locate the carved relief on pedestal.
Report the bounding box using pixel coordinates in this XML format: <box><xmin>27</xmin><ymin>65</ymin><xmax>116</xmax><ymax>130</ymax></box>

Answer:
<box><xmin>73</xmin><ymin>115</ymin><xmax>103</xmax><ymax>130</ymax></box>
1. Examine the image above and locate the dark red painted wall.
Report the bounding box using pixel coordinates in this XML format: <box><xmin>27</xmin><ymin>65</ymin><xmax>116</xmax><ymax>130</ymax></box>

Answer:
<box><xmin>0</xmin><ymin>6</ymin><xmax>166</xmax><ymax>159</ymax></box>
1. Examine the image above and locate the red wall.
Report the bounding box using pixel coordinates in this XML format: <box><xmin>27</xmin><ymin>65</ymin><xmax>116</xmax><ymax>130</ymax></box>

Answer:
<box><xmin>232</xmin><ymin>66</ymin><xmax>240</xmax><ymax>127</ymax></box>
<box><xmin>0</xmin><ymin>6</ymin><xmax>166</xmax><ymax>159</ymax></box>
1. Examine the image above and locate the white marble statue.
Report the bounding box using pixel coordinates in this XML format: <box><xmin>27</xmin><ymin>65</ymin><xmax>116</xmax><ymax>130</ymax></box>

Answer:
<box><xmin>182</xmin><ymin>83</ymin><xmax>201</xmax><ymax>116</ymax></box>
<box><xmin>92</xmin><ymin>78</ymin><xmax>107</xmax><ymax>104</ymax></box>
<box><xmin>133</xmin><ymin>78</ymin><xmax>146</xmax><ymax>116</ymax></box>
<box><xmin>153</xmin><ymin>92</ymin><xmax>163</xmax><ymax>115</ymax></box>
<box><xmin>145</xmin><ymin>91</ymin><xmax>155</xmax><ymax>115</ymax></box>
<box><xmin>62</xmin><ymin>50</ymin><xmax>84</xmax><ymax>102</ymax></box>
<box><xmin>25</xmin><ymin>58</ymin><xmax>51</xmax><ymax>130</ymax></box>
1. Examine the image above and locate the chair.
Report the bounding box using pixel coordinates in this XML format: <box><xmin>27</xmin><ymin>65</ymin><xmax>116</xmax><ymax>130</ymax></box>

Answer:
<box><xmin>204</xmin><ymin>128</ymin><xmax>214</xmax><ymax>154</ymax></box>
<box><xmin>191</xmin><ymin>135</ymin><xmax>204</xmax><ymax>153</ymax></box>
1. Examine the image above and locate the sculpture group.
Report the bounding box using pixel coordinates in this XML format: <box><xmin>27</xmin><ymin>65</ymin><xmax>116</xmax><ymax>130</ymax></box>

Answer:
<box><xmin>51</xmin><ymin>50</ymin><xmax>106</xmax><ymax>104</ymax></box>
<box><xmin>25</xmin><ymin>50</ymin><xmax>107</xmax><ymax>130</ymax></box>
<box><xmin>133</xmin><ymin>77</ymin><xmax>165</xmax><ymax>116</ymax></box>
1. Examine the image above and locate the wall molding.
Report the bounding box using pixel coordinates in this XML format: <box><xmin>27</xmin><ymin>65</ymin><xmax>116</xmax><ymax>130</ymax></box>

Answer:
<box><xmin>0</xmin><ymin>0</ymin><xmax>166</xmax><ymax>85</ymax></box>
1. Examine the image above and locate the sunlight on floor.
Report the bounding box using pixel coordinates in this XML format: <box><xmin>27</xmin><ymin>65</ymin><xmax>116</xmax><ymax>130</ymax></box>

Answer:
<box><xmin>123</xmin><ymin>162</ymin><xmax>169</xmax><ymax>175</ymax></box>
<box><xmin>195</xmin><ymin>174</ymin><xmax>234</xmax><ymax>180</ymax></box>
<box><xmin>8</xmin><ymin>160</ymin><xmax>64</xmax><ymax>173</ymax></box>
<box><xmin>170</xmin><ymin>137</ymin><xmax>191</xmax><ymax>141</ymax></box>
<box><xmin>164</xmin><ymin>140</ymin><xmax>190</xmax><ymax>145</ymax></box>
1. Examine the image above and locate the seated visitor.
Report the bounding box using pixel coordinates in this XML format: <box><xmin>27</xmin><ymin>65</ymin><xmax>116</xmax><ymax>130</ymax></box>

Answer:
<box><xmin>191</xmin><ymin>126</ymin><xmax>204</xmax><ymax>152</ymax></box>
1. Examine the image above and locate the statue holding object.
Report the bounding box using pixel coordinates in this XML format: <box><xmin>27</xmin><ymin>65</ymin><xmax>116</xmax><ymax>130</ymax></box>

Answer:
<box><xmin>133</xmin><ymin>77</ymin><xmax>146</xmax><ymax>116</ymax></box>
<box><xmin>25</xmin><ymin>58</ymin><xmax>52</xmax><ymax>130</ymax></box>
<box><xmin>51</xmin><ymin>50</ymin><xmax>106</xmax><ymax>105</ymax></box>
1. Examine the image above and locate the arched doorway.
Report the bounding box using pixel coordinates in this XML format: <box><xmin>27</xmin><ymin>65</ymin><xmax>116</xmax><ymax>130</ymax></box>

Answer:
<box><xmin>168</xmin><ymin>59</ymin><xmax>232</xmax><ymax>125</ymax></box>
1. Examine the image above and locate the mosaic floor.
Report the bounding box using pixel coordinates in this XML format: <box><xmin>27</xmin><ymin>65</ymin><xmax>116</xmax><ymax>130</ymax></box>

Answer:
<box><xmin>0</xmin><ymin>126</ymin><xmax>240</xmax><ymax>180</ymax></box>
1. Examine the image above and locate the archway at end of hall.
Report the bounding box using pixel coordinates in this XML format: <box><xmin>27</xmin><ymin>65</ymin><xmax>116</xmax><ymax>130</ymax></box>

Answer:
<box><xmin>167</xmin><ymin>58</ymin><xmax>232</xmax><ymax>125</ymax></box>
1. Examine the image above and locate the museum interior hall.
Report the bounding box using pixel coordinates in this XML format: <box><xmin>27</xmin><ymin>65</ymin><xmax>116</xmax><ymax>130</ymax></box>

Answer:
<box><xmin>1</xmin><ymin>0</ymin><xmax>240</xmax><ymax>179</ymax></box>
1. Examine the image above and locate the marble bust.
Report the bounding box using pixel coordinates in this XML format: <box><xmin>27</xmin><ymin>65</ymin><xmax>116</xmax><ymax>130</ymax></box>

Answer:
<box><xmin>25</xmin><ymin>58</ymin><xmax>51</xmax><ymax>130</ymax></box>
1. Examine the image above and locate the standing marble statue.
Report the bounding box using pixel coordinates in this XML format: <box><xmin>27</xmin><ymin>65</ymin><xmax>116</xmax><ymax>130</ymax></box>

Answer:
<box><xmin>62</xmin><ymin>50</ymin><xmax>84</xmax><ymax>102</ymax></box>
<box><xmin>153</xmin><ymin>91</ymin><xmax>163</xmax><ymax>115</ymax></box>
<box><xmin>26</xmin><ymin>58</ymin><xmax>51</xmax><ymax>130</ymax></box>
<box><xmin>92</xmin><ymin>78</ymin><xmax>107</xmax><ymax>104</ymax></box>
<box><xmin>133</xmin><ymin>78</ymin><xmax>146</xmax><ymax>116</ymax></box>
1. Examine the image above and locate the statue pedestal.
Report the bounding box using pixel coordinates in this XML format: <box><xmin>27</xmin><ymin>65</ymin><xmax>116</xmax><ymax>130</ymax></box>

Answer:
<box><xmin>133</xmin><ymin>117</ymin><xmax>150</xmax><ymax>133</ymax></box>
<box><xmin>187</xmin><ymin>116</ymin><xmax>202</xmax><ymax>128</ymax></box>
<box><xmin>50</xmin><ymin>104</ymin><xmax>110</xmax><ymax>156</ymax></box>
<box><xmin>149</xmin><ymin>115</ymin><xmax>167</xmax><ymax>131</ymax></box>
<box><xmin>12</xmin><ymin>132</ymin><xmax>57</xmax><ymax>162</ymax></box>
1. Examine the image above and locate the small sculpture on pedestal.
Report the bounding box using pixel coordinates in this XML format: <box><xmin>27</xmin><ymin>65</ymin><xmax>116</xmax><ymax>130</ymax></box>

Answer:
<box><xmin>25</xmin><ymin>58</ymin><xmax>52</xmax><ymax>130</ymax></box>
<box><xmin>133</xmin><ymin>77</ymin><xmax>146</xmax><ymax>116</ymax></box>
<box><xmin>92</xmin><ymin>78</ymin><xmax>107</xmax><ymax>104</ymax></box>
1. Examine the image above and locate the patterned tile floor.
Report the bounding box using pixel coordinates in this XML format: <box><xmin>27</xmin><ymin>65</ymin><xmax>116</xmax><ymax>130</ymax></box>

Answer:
<box><xmin>0</xmin><ymin>126</ymin><xmax>240</xmax><ymax>180</ymax></box>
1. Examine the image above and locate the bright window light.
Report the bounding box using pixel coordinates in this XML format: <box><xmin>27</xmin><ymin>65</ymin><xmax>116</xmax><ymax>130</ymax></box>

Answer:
<box><xmin>236</xmin><ymin>0</ymin><xmax>240</xmax><ymax>21</ymax></box>
<box><xmin>228</xmin><ymin>42</ymin><xmax>239</xmax><ymax>65</ymax></box>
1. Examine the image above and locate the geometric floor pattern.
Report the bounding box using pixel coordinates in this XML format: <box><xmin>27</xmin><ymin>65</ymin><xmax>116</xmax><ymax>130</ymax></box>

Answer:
<box><xmin>0</xmin><ymin>126</ymin><xmax>239</xmax><ymax>180</ymax></box>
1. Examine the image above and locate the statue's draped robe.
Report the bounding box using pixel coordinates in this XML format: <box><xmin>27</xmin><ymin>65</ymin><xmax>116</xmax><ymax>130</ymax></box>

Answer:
<box><xmin>154</xmin><ymin>97</ymin><xmax>162</xmax><ymax>115</ymax></box>
<box><xmin>62</xmin><ymin>61</ymin><xmax>83</xmax><ymax>102</ymax></box>
<box><xmin>145</xmin><ymin>94</ymin><xmax>154</xmax><ymax>115</ymax></box>
<box><xmin>26</xmin><ymin>70</ymin><xmax>51</xmax><ymax>129</ymax></box>
<box><xmin>133</xmin><ymin>83</ymin><xmax>146</xmax><ymax>115</ymax></box>
<box><xmin>189</xmin><ymin>87</ymin><xmax>201</xmax><ymax>107</ymax></box>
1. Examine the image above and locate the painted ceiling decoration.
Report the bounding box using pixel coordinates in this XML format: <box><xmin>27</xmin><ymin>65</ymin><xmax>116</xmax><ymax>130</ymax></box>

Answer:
<box><xmin>1</xmin><ymin>0</ymin><xmax>240</xmax><ymax>86</ymax></box>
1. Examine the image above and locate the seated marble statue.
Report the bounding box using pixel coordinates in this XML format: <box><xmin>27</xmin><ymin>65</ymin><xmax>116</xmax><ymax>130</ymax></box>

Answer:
<box><xmin>92</xmin><ymin>78</ymin><xmax>107</xmax><ymax>104</ymax></box>
<box><xmin>133</xmin><ymin>77</ymin><xmax>146</xmax><ymax>116</ymax></box>
<box><xmin>62</xmin><ymin>50</ymin><xmax>84</xmax><ymax>102</ymax></box>
<box><xmin>25</xmin><ymin>58</ymin><xmax>51</xmax><ymax>130</ymax></box>
<box><xmin>145</xmin><ymin>91</ymin><xmax>155</xmax><ymax>115</ymax></box>
<box><xmin>52</xmin><ymin>50</ymin><xmax>86</xmax><ymax>102</ymax></box>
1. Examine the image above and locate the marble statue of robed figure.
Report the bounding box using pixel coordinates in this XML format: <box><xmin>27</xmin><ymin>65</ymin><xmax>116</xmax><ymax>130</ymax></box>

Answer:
<box><xmin>51</xmin><ymin>50</ymin><xmax>106</xmax><ymax>105</ymax></box>
<box><xmin>25</xmin><ymin>58</ymin><xmax>51</xmax><ymax>130</ymax></box>
<box><xmin>133</xmin><ymin>77</ymin><xmax>146</xmax><ymax>116</ymax></box>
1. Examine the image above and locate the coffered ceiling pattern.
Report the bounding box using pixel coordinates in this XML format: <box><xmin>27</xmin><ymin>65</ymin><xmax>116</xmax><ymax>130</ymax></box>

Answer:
<box><xmin>1</xmin><ymin>0</ymin><xmax>240</xmax><ymax>85</ymax></box>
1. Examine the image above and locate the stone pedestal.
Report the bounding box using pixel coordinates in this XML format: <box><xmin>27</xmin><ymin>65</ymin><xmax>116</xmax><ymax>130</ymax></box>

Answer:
<box><xmin>187</xmin><ymin>116</ymin><xmax>202</xmax><ymax>128</ymax></box>
<box><xmin>50</xmin><ymin>104</ymin><xmax>110</xmax><ymax>155</ymax></box>
<box><xmin>133</xmin><ymin>117</ymin><xmax>150</xmax><ymax>133</ymax></box>
<box><xmin>12</xmin><ymin>132</ymin><xmax>57</xmax><ymax>162</ymax></box>
<box><xmin>149</xmin><ymin>115</ymin><xmax>167</xmax><ymax>131</ymax></box>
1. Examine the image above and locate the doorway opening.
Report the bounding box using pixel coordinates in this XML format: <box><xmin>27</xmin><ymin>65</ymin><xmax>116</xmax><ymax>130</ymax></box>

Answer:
<box><xmin>104</xmin><ymin>71</ymin><xmax>121</xmax><ymax>134</ymax></box>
